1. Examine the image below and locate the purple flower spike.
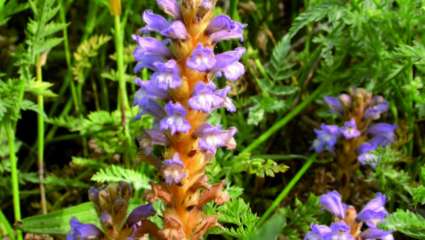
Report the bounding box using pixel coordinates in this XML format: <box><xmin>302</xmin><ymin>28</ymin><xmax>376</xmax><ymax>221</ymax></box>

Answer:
<box><xmin>361</xmin><ymin>228</ymin><xmax>394</xmax><ymax>240</ymax></box>
<box><xmin>323</xmin><ymin>222</ymin><xmax>354</xmax><ymax>240</ymax></box>
<box><xmin>206</xmin><ymin>15</ymin><xmax>246</xmax><ymax>43</ymax></box>
<box><xmin>196</xmin><ymin>124</ymin><xmax>237</xmax><ymax>154</ymax></box>
<box><xmin>152</xmin><ymin>60</ymin><xmax>182</xmax><ymax>90</ymax></box>
<box><xmin>140</xmin><ymin>10</ymin><xmax>170</xmax><ymax>34</ymax></box>
<box><xmin>367</xmin><ymin>123</ymin><xmax>396</xmax><ymax>146</ymax></box>
<box><xmin>67</xmin><ymin>217</ymin><xmax>103</xmax><ymax>240</ymax></box>
<box><xmin>126</xmin><ymin>204</ymin><xmax>155</xmax><ymax>227</ymax></box>
<box><xmin>162</xmin><ymin>153</ymin><xmax>187</xmax><ymax>185</ymax></box>
<box><xmin>324</xmin><ymin>96</ymin><xmax>343</xmax><ymax>114</ymax></box>
<box><xmin>357</xmin><ymin>193</ymin><xmax>388</xmax><ymax>227</ymax></box>
<box><xmin>157</xmin><ymin>0</ymin><xmax>180</xmax><ymax>18</ymax></box>
<box><xmin>341</xmin><ymin>119</ymin><xmax>361</xmax><ymax>139</ymax></box>
<box><xmin>160</xmin><ymin>102</ymin><xmax>191</xmax><ymax>135</ymax></box>
<box><xmin>304</xmin><ymin>224</ymin><xmax>331</xmax><ymax>240</ymax></box>
<box><xmin>312</xmin><ymin>124</ymin><xmax>341</xmax><ymax>153</ymax></box>
<box><xmin>189</xmin><ymin>82</ymin><xmax>235</xmax><ymax>113</ymax></box>
<box><xmin>319</xmin><ymin>191</ymin><xmax>346</xmax><ymax>219</ymax></box>
<box><xmin>161</xmin><ymin>21</ymin><xmax>188</xmax><ymax>40</ymax></box>
<box><xmin>187</xmin><ymin>44</ymin><xmax>216</xmax><ymax>72</ymax></box>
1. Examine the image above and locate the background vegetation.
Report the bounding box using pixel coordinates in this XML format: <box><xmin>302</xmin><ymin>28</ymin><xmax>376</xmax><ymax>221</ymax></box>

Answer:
<box><xmin>0</xmin><ymin>0</ymin><xmax>425</xmax><ymax>239</ymax></box>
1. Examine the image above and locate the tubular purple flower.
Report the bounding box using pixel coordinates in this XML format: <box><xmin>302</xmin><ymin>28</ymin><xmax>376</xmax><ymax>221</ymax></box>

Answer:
<box><xmin>134</xmin><ymin>94</ymin><xmax>164</xmax><ymax>119</ymax></box>
<box><xmin>161</xmin><ymin>153</ymin><xmax>187</xmax><ymax>185</ymax></box>
<box><xmin>206</xmin><ymin>15</ymin><xmax>245</xmax><ymax>43</ymax></box>
<box><xmin>312</xmin><ymin>124</ymin><xmax>341</xmax><ymax>153</ymax></box>
<box><xmin>323</xmin><ymin>222</ymin><xmax>354</xmax><ymax>240</ymax></box>
<box><xmin>213</xmin><ymin>47</ymin><xmax>246</xmax><ymax>69</ymax></box>
<box><xmin>361</xmin><ymin>228</ymin><xmax>394</xmax><ymax>240</ymax></box>
<box><xmin>157</xmin><ymin>0</ymin><xmax>180</xmax><ymax>18</ymax></box>
<box><xmin>140</xmin><ymin>10</ymin><xmax>170</xmax><ymax>34</ymax></box>
<box><xmin>341</xmin><ymin>119</ymin><xmax>361</xmax><ymax>139</ymax></box>
<box><xmin>152</xmin><ymin>60</ymin><xmax>182</xmax><ymax>90</ymax></box>
<box><xmin>324</xmin><ymin>96</ymin><xmax>343</xmax><ymax>114</ymax></box>
<box><xmin>364</xmin><ymin>97</ymin><xmax>389</xmax><ymax>120</ymax></box>
<box><xmin>134</xmin><ymin>54</ymin><xmax>166</xmax><ymax>73</ymax></box>
<box><xmin>67</xmin><ymin>217</ymin><xmax>103</xmax><ymax>240</ymax></box>
<box><xmin>126</xmin><ymin>204</ymin><xmax>156</xmax><ymax>227</ymax></box>
<box><xmin>216</xmin><ymin>61</ymin><xmax>245</xmax><ymax>81</ymax></box>
<box><xmin>138</xmin><ymin>129</ymin><xmax>169</xmax><ymax>155</ymax></box>
<box><xmin>160</xmin><ymin>102</ymin><xmax>191</xmax><ymax>134</ymax></box>
<box><xmin>196</xmin><ymin>124</ymin><xmax>237</xmax><ymax>154</ymax></box>
<box><xmin>367</xmin><ymin>123</ymin><xmax>396</xmax><ymax>146</ymax></box>
<box><xmin>304</xmin><ymin>224</ymin><xmax>331</xmax><ymax>240</ymax></box>
<box><xmin>357</xmin><ymin>193</ymin><xmax>388</xmax><ymax>227</ymax></box>
<box><xmin>319</xmin><ymin>191</ymin><xmax>346</xmax><ymax>219</ymax></box>
<box><xmin>161</xmin><ymin>21</ymin><xmax>188</xmax><ymax>39</ymax></box>
<box><xmin>133</xmin><ymin>36</ymin><xmax>170</xmax><ymax>57</ymax></box>
<box><xmin>189</xmin><ymin>82</ymin><xmax>235</xmax><ymax>113</ymax></box>
<box><xmin>135</xmin><ymin>78</ymin><xmax>168</xmax><ymax>99</ymax></box>
<box><xmin>187</xmin><ymin>44</ymin><xmax>216</xmax><ymax>72</ymax></box>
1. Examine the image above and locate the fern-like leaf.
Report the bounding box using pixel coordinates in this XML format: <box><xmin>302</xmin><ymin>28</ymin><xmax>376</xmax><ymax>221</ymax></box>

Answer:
<box><xmin>91</xmin><ymin>165</ymin><xmax>150</xmax><ymax>190</ymax></box>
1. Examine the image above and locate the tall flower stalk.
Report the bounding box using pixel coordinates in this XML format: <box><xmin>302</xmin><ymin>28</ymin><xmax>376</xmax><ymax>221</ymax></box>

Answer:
<box><xmin>133</xmin><ymin>0</ymin><xmax>245</xmax><ymax>238</ymax></box>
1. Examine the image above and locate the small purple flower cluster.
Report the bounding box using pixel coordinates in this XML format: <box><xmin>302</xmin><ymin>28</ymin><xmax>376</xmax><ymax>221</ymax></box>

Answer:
<box><xmin>312</xmin><ymin>89</ymin><xmax>396</xmax><ymax>168</ymax></box>
<box><xmin>305</xmin><ymin>191</ymin><xmax>393</xmax><ymax>240</ymax></box>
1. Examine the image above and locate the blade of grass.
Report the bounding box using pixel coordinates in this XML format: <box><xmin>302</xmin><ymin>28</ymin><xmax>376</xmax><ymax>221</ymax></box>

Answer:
<box><xmin>0</xmin><ymin>210</ymin><xmax>15</xmax><ymax>240</ymax></box>
<box><xmin>257</xmin><ymin>154</ymin><xmax>316</xmax><ymax>226</ymax></box>
<box><xmin>241</xmin><ymin>83</ymin><xmax>326</xmax><ymax>153</ymax></box>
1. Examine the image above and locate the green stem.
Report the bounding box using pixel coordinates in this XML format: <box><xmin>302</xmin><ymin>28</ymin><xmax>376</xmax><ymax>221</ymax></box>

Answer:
<box><xmin>229</xmin><ymin>0</ymin><xmax>239</xmax><ymax>20</ymax></box>
<box><xmin>36</xmin><ymin>60</ymin><xmax>47</xmax><ymax>214</ymax></box>
<box><xmin>6</xmin><ymin>123</ymin><xmax>23</xmax><ymax>240</ymax></box>
<box><xmin>113</xmin><ymin>14</ymin><xmax>133</xmax><ymax>162</ymax></box>
<box><xmin>114</xmin><ymin>15</ymin><xmax>129</xmax><ymax>112</ymax></box>
<box><xmin>242</xmin><ymin>84</ymin><xmax>326</xmax><ymax>153</ymax></box>
<box><xmin>257</xmin><ymin>155</ymin><xmax>316</xmax><ymax>226</ymax></box>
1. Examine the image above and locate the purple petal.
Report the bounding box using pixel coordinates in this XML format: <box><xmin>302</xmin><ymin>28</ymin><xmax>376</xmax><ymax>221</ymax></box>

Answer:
<box><xmin>367</xmin><ymin>123</ymin><xmax>396</xmax><ymax>146</ymax></box>
<box><xmin>186</xmin><ymin>44</ymin><xmax>216</xmax><ymax>72</ymax></box>
<box><xmin>357</xmin><ymin>193</ymin><xmax>388</xmax><ymax>227</ymax></box>
<box><xmin>162</xmin><ymin>153</ymin><xmax>187</xmax><ymax>185</ymax></box>
<box><xmin>213</xmin><ymin>47</ymin><xmax>246</xmax><ymax>69</ymax></box>
<box><xmin>304</xmin><ymin>224</ymin><xmax>331</xmax><ymax>240</ymax></box>
<box><xmin>126</xmin><ymin>204</ymin><xmax>155</xmax><ymax>227</ymax></box>
<box><xmin>323</xmin><ymin>222</ymin><xmax>354</xmax><ymax>240</ymax></box>
<box><xmin>312</xmin><ymin>124</ymin><xmax>341</xmax><ymax>153</ymax></box>
<box><xmin>319</xmin><ymin>191</ymin><xmax>346</xmax><ymax>219</ymax></box>
<box><xmin>196</xmin><ymin>124</ymin><xmax>237</xmax><ymax>154</ymax></box>
<box><xmin>361</xmin><ymin>227</ymin><xmax>393</xmax><ymax>240</ymax></box>
<box><xmin>161</xmin><ymin>20</ymin><xmax>188</xmax><ymax>40</ymax></box>
<box><xmin>132</xmin><ymin>35</ymin><xmax>170</xmax><ymax>57</ymax></box>
<box><xmin>160</xmin><ymin>102</ymin><xmax>191</xmax><ymax>134</ymax></box>
<box><xmin>151</xmin><ymin>60</ymin><xmax>182</xmax><ymax>90</ymax></box>
<box><xmin>67</xmin><ymin>217</ymin><xmax>103</xmax><ymax>240</ymax></box>
<box><xmin>189</xmin><ymin>83</ymin><xmax>235</xmax><ymax>112</ymax></box>
<box><xmin>157</xmin><ymin>0</ymin><xmax>180</xmax><ymax>18</ymax></box>
<box><xmin>365</xmin><ymin>97</ymin><xmax>389</xmax><ymax>120</ymax></box>
<box><xmin>324</xmin><ymin>96</ymin><xmax>343</xmax><ymax>114</ymax></box>
<box><xmin>217</xmin><ymin>62</ymin><xmax>245</xmax><ymax>81</ymax></box>
<box><xmin>138</xmin><ymin>129</ymin><xmax>168</xmax><ymax>155</ymax></box>
<box><xmin>341</xmin><ymin>119</ymin><xmax>361</xmax><ymax>139</ymax></box>
<box><xmin>140</xmin><ymin>10</ymin><xmax>169</xmax><ymax>34</ymax></box>
<box><xmin>207</xmin><ymin>15</ymin><xmax>246</xmax><ymax>43</ymax></box>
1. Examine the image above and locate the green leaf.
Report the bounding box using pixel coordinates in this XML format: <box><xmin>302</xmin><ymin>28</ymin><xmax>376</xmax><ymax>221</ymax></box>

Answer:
<box><xmin>248</xmin><ymin>209</ymin><xmax>285</xmax><ymax>240</ymax></box>
<box><xmin>25</xmin><ymin>81</ymin><xmax>56</xmax><ymax>97</ymax></box>
<box><xmin>20</xmin><ymin>202</ymin><xmax>99</xmax><ymax>235</ymax></box>
<box><xmin>91</xmin><ymin>165</ymin><xmax>150</xmax><ymax>191</ymax></box>
<box><xmin>212</xmin><ymin>198</ymin><xmax>258</xmax><ymax>239</ymax></box>
<box><xmin>412</xmin><ymin>186</ymin><xmax>425</xmax><ymax>205</ymax></box>
<box><xmin>381</xmin><ymin>209</ymin><xmax>425</xmax><ymax>239</ymax></box>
